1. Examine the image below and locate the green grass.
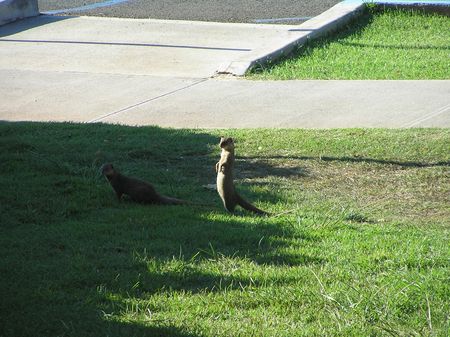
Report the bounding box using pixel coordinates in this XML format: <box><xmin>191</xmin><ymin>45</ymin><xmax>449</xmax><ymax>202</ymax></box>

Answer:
<box><xmin>1</xmin><ymin>122</ymin><xmax>449</xmax><ymax>336</ymax></box>
<box><xmin>249</xmin><ymin>7</ymin><xmax>450</xmax><ymax>79</ymax></box>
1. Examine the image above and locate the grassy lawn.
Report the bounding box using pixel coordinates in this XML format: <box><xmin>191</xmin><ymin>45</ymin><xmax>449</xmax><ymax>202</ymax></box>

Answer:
<box><xmin>249</xmin><ymin>7</ymin><xmax>450</xmax><ymax>79</ymax></box>
<box><xmin>1</xmin><ymin>122</ymin><xmax>449</xmax><ymax>336</ymax></box>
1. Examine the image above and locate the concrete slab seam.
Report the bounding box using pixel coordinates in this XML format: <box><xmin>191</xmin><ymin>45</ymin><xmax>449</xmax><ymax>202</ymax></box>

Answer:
<box><xmin>0</xmin><ymin>37</ymin><xmax>252</xmax><ymax>52</ymax></box>
<box><xmin>88</xmin><ymin>78</ymin><xmax>208</xmax><ymax>123</ymax></box>
<box><xmin>401</xmin><ymin>103</ymin><xmax>450</xmax><ymax>127</ymax></box>
<box><xmin>253</xmin><ymin>17</ymin><xmax>313</xmax><ymax>24</ymax></box>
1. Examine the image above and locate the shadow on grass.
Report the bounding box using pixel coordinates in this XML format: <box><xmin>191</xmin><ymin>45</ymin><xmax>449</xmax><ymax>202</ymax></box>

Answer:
<box><xmin>251</xmin><ymin>7</ymin><xmax>376</xmax><ymax>73</ymax></box>
<box><xmin>0</xmin><ymin>121</ymin><xmax>320</xmax><ymax>337</ymax></box>
<box><xmin>254</xmin><ymin>5</ymin><xmax>450</xmax><ymax>74</ymax></box>
<box><xmin>336</xmin><ymin>41</ymin><xmax>450</xmax><ymax>51</ymax></box>
<box><xmin>379</xmin><ymin>4</ymin><xmax>450</xmax><ymax>17</ymax></box>
<box><xmin>243</xmin><ymin>155</ymin><xmax>450</xmax><ymax>168</ymax></box>
<box><xmin>236</xmin><ymin>157</ymin><xmax>310</xmax><ymax>178</ymax></box>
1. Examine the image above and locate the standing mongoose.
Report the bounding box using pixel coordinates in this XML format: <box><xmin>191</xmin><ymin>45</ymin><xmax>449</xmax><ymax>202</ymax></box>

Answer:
<box><xmin>215</xmin><ymin>137</ymin><xmax>269</xmax><ymax>215</ymax></box>
<box><xmin>101</xmin><ymin>163</ymin><xmax>186</xmax><ymax>205</ymax></box>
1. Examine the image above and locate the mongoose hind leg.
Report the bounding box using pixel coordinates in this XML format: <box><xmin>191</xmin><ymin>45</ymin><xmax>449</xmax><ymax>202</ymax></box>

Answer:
<box><xmin>223</xmin><ymin>200</ymin><xmax>237</xmax><ymax>213</ymax></box>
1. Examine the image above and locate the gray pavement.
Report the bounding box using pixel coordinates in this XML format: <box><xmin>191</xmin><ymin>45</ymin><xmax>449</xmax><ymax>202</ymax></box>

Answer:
<box><xmin>2</xmin><ymin>68</ymin><xmax>449</xmax><ymax>127</ymax></box>
<box><xmin>95</xmin><ymin>80</ymin><xmax>450</xmax><ymax>128</ymax></box>
<box><xmin>0</xmin><ymin>15</ymin><xmax>315</xmax><ymax>78</ymax></box>
<box><xmin>1</xmin><ymin>1</ymin><xmax>449</xmax><ymax>128</ymax></box>
<box><xmin>38</xmin><ymin>0</ymin><xmax>341</xmax><ymax>24</ymax></box>
<box><xmin>0</xmin><ymin>2</ymin><xmax>364</xmax><ymax>78</ymax></box>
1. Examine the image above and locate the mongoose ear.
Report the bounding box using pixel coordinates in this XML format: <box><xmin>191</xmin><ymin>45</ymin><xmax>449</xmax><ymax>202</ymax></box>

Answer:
<box><xmin>100</xmin><ymin>163</ymin><xmax>114</xmax><ymax>174</ymax></box>
<box><xmin>219</xmin><ymin>136</ymin><xmax>226</xmax><ymax>146</ymax></box>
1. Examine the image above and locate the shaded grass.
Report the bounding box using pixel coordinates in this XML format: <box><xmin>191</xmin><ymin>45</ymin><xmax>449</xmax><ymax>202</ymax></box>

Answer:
<box><xmin>0</xmin><ymin>122</ymin><xmax>449</xmax><ymax>336</ymax></box>
<box><xmin>249</xmin><ymin>7</ymin><xmax>450</xmax><ymax>79</ymax></box>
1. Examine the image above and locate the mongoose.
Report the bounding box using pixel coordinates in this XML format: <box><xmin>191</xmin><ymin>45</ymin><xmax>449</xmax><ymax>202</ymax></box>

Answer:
<box><xmin>216</xmin><ymin>137</ymin><xmax>269</xmax><ymax>215</ymax></box>
<box><xmin>101</xmin><ymin>163</ymin><xmax>186</xmax><ymax>205</ymax></box>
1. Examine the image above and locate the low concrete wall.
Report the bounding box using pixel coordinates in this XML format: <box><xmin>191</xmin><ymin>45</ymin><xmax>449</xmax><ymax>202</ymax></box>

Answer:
<box><xmin>0</xmin><ymin>0</ymin><xmax>39</xmax><ymax>26</ymax></box>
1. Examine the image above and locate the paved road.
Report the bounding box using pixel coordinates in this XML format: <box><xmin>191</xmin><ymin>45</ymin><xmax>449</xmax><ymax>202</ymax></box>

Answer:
<box><xmin>38</xmin><ymin>0</ymin><xmax>341</xmax><ymax>24</ymax></box>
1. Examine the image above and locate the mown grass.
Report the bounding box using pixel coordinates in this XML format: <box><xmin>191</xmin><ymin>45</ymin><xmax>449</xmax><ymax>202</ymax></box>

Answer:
<box><xmin>249</xmin><ymin>7</ymin><xmax>450</xmax><ymax>79</ymax></box>
<box><xmin>1</xmin><ymin>122</ymin><xmax>449</xmax><ymax>336</ymax></box>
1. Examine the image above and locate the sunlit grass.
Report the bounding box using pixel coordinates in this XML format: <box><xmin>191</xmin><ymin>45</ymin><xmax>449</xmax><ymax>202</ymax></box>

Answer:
<box><xmin>249</xmin><ymin>7</ymin><xmax>450</xmax><ymax>79</ymax></box>
<box><xmin>1</xmin><ymin>122</ymin><xmax>449</xmax><ymax>336</ymax></box>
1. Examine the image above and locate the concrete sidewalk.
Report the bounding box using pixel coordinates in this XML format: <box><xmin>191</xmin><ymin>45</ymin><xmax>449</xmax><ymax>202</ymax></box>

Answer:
<box><xmin>0</xmin><ymin>14</ymin><xmax>309</xmax><ymax>78</ymax></box>
<box><xmin>1</xmin><ymin>68</ymin><xmax>449</xmax><ymax>128</ymax></box>
<box><xmin>0</xmin><ymin>0</ymin><xmax>363</xmax><ymax>77</ymax></box>
<box><xmin>0</xmin><ymin>2</ymin><xmax>449</xmax><ymax>128</ymax></box>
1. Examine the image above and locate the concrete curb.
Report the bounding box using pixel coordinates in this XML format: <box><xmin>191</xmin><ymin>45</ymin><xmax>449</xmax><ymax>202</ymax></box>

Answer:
<box><xmin>220</xmin><ymin>0</ymin><xmax>450</xmax><ymax>76</ymax></box>
<box><xmin>220</xmin><ymin>1</ymin><xmax>366</xmax><ymax>76</ymax></box>
<box><xmin>0</xmin><ymin>0</ymin><xmax>39</xmax><ymax>26</ymax></box>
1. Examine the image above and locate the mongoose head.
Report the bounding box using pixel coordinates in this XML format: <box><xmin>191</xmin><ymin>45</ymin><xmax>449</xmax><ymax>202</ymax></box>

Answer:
<box><xmin>219</xmin><ymin>137</ymin><xmax>234</xmax><ymax>151</ymax></box>
<box><xmin>100</xmin><ymin>163</ymin><xmax>117</xmax><ymax>179</ymax></box>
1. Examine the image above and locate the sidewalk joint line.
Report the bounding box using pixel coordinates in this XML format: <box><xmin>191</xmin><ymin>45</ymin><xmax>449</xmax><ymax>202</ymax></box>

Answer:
<box><xmin>254</xmin><ymin>16</ymin><xmax>313</xmax><ymax>23</ymax></box>
<box><xmin>401</xmin><ymin>103</ymin><xmax>450</xmax><ymax>127</ymax></box>
<box><xmin>0</xmin><ymin>39</ymin><xmax>251</xmax><ymax>52</ymax></box>
<box><xmin>87</xmin><ymin>78</ymin><xmax>208</xmax><ymax>123</ymax></box>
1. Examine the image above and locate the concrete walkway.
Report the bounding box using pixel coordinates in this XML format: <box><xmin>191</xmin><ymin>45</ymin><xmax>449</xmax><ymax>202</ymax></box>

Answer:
<box><xmin>0</xmin><ymin>0</ymin><xmax>364</xmax><ymax>77</ymax></box>
<box><xmin>0</xmin><ymin>15</ymin><xmax>311</xmax><ymax>78</ymax></box>
<box><xmin>2</xmin><ymin>68</ymin><xmax>448</xmax><ymax>128</ymax></box>
<box><xmin>0</xmin><ymin>3</ymin><xmax>449</xmax><ymax>128</ymax></box>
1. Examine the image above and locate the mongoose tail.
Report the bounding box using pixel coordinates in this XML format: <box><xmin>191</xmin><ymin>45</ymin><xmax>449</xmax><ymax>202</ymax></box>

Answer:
<box><xmin>235</xmin><ymin>194</ymin><xmax>270</xmax><ymax>216</ymax></box>
<box><xmin>101</xmin><ymin>163</ymin><xmax>188</xmax><ymax>206</ymax></box>
<box><xmin>157</xmin><ymin>195</ymin><xmax>187</xmax><ymax>205</ymax></box>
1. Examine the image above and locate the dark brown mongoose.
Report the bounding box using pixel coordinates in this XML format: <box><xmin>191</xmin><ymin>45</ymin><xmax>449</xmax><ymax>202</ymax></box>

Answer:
<box><xmin>215</xmin><ymin>137</ymin><xmax>269</xmax><ymax>215</ymax></box>
<box><xmin>101</xmin><ymin>163</ymin><xmax>186</xmax><ymax>205</ymax></box>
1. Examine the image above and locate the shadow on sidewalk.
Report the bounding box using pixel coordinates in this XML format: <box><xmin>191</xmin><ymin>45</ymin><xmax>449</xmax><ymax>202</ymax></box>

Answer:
<box><xmin>0</xmin><ymin>14</ymin><xmax>73</xmax><ymax>37</ymax></box>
